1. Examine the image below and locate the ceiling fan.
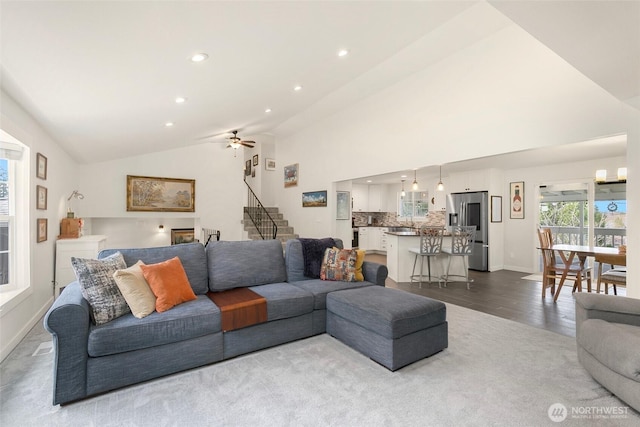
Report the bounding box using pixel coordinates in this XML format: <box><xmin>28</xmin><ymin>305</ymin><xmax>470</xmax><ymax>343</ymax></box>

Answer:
<box><xmin>226</xmin><ymin>130</ymin><xmax>255</xmax><ymax>150</ymax></box>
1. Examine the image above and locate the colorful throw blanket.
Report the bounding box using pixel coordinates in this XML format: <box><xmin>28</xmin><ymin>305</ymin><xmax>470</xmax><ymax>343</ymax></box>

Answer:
<box><xmin>299</xmin><ymin>237</ymin><xmax>336</xmax><ymax>278</ymax></box>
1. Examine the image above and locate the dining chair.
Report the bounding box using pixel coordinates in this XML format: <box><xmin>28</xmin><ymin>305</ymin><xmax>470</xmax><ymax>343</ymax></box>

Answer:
<box><xmin>536</xmin><ymin>227</ymin><xmax>592</xmax><ymax>301</ymax></box>
<box><xmin>441</xmin><ymin>225</ymin><xmax>476</xmax><ymax>289</ymax></box>
<box><xmin>594</xmin><ymin>253</ymin><xmax>626</xmax><ymax>295</ymax></box>
<box><xmin>409</xmin><ymin>225</ymin><xmax>445</xmax><ymax>287</ymax></box>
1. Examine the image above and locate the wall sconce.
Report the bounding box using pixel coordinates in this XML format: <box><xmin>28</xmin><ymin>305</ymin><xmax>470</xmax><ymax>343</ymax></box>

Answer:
<box><xmin>412</xmin><ymin>170</ymin><xmax>418</xmax><ymax>191</ymax></box>
<box><xmin>436</xmin><ymin>165</ymin><xmax>444</xmax><ymax>191</ymax></box>
<box><xmin>595</xmin><ymin>169</ymin><xmax>607</xmax><ymax>183</ymax></box>
<box><xmin>617</xmin><ymin>167</ymin><xmax>627</xmax><ymax>182</ymax></box>
<box><xmin>158</xmin><ymin>225</ymin><xmax>165</xmax><ymax>232</ymax></box>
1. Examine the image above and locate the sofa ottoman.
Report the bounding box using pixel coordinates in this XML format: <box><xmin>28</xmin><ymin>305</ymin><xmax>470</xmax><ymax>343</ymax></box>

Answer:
<box><xmin>326</xmin><ymin>286</ymin><xmax>448</xmax><ymax>371</ymax></box>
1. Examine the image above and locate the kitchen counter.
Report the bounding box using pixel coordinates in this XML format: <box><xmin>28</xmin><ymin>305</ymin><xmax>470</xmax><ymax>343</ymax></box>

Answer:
<box><xmin>386</xmin><ymin>233</ymin><xmax>466</xmax><ymax>283</ymax></box>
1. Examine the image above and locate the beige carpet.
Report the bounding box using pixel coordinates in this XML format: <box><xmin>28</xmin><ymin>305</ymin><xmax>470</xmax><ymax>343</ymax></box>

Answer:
<box><xmin>1</xmin><ymin>303</ymin><xmax>638</xmax><ymax>426</ymax></box>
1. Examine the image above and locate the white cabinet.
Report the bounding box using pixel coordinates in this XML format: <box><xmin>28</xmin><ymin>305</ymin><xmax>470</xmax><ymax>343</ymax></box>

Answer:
<box><xmin>368</xmin><ymin>185</ymin><xmax>382</xmax><ymax>212</ymax></box>
<box><xmin>449</xmin><ymin>170</ymin><xmax>489</xmax><ymax>193</ymax></box>
<box><xmin>357</xmin><ymin>227</ymin><xmax>369</xmax><ymax>250</ymax></box>
<box><xmin>352</xmin><ymin>184</ymin><xmax>368</xmax><ymax>212</ymax></box>
<box><xmin>55</xmin><ymin>235</ymin><xmax>107</xmax><ymax>298</ymax></box>
<box><xmin>352</xmin><ymin>184</ymin><xmax>389</xmax><ymax>212</ymax></box>
<box><xmin>361</xmin><ymin>227</ymin><xmax>389</xmax><ymax>252</ymax></box>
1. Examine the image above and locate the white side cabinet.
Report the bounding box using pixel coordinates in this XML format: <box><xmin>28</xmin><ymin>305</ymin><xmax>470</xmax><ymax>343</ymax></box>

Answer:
<box><xmin>55</xmin><ymin>235</ymin><xmax>107</xmax><ymax>298</ymax></box>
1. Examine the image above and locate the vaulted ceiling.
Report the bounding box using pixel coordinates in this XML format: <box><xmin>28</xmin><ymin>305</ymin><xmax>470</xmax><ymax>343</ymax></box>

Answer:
<box><xmin>1</xmin><ymin>1</ymin><xmax>638</xmax><ymax>164</ymax></box>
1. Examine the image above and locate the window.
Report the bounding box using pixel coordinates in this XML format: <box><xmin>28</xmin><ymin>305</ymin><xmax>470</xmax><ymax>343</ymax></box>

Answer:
<box><xmin>398</xmin><ymin>191</ymin><xmax>429</xmax><ymax>219</ymax></box>
<box><xmin>0</xmin><ymin>130</ymin><xmax>29</xmax><ymax>296</ymax></box>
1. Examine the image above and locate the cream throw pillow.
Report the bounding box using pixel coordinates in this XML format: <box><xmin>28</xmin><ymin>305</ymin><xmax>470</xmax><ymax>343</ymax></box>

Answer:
<box><xmin>113</xmin><ymin>260</ymin><xmax>156</xmax><ymax>318</ymax></box>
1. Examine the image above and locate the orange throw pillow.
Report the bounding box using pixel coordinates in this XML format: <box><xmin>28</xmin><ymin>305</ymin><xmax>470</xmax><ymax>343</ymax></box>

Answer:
<box><xmin>140</xmin><ymin>257</ymin><xmax>197</xmax><ymax>313</ymax></box>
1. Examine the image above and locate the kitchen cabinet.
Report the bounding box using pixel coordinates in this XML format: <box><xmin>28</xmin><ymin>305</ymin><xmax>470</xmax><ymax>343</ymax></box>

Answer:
<box><xmin>352</xmin><ymin>184</ymin><xmax>390</xmax><ymax>212</ymax></box>
<box><xmin>368</xmin><ymin>185</ymin><xmax>383</xmax><ymax>212</ymax></box>
<box><xmin>55</xmin><ymin>235</ymin><xmax>107</xmax><ymax>298</ymax></box>
<box><xmin>352</xmin><ymin>184</ymin><xmax>368</xmax><ymax>212</ymax></box>
<box><xmin>360</xmin><ymin>227</ymin><xmax>388</xmax><ymax>252</ymax></box>
<box><xmin>449</xmin><ymin>170</ymin><xmax>489</xmax><ymax>193</ymax></box>
<box><xmin>357</xmin><ymin>227</ymin><xmax>369</xmax><ymax>250</ymax></box>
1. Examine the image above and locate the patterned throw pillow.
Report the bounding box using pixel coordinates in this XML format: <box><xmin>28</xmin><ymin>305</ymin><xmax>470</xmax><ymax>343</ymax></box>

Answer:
<box><xmin>71</xmin><ymin>252</ymin><xmax>130</xmax><ymax>325</ymax></box>
<box><xmin>320</xmin><ymin>247</ymin><xmax>358</xmax><ymax>282</ymax></box>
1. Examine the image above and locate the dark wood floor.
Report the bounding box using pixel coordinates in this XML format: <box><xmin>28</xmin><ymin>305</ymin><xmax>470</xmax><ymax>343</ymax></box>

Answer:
<box><xmin>365</xmin><ymin>253</ymin><xmax>627</xmax><ymax>338</ymax></box>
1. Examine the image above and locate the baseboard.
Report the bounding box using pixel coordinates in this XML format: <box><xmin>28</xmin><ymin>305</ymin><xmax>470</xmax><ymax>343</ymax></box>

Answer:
<box><xmin>0</xmin><ymin>297</ymin><xmax>53</xmax><ymax>362</ymax></box>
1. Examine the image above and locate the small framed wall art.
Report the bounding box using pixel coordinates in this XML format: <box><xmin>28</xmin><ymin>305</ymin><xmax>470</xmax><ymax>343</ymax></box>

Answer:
<box><xmin>171</xmin><ymin>228</ymin><xmax>195</xmax><ymax>245</ymax></box>
<box><xmin>36</xmin><ymin>153</ymin><xmax>47</xmax><ymax>180</ymax></box>
<box><xmin>253</xmin><ymin>154</ymin><xmax>259</xmax><ymax>166</ymax></box>
<box><xmin>491</xmin><ymin>195</ymin><xmax>502</xmax><ymax>223</ymax></box>
<box><xmin>265</xmin><ymin>158</ymin><xmax>276</xmax><ymax>171</ymax></box>
<box><xmin>302</xmin><ymin>190</ymin><xmax>327</xmax><ymax>207</ymax></box>
<box><xmin>510</xmin><ymin>182</ymin><xmax>524</xmax><ymax>219</ymax></box>
<box><xmin>284</xmin><ymin>163</ymin><xmax>298</xmax><ymax>187</ymax></box>
<box><xmin>336</xmin><ymin>191</ymin><xmax>350</xmax><ymax>220</ymax></box>
<box><xmin>245</xmin><ymin>160</ymin><xmax>251</xmax><ymax>176</ymax></box>
<box><xmin>36</xmin><ymin>185</ymin><xmax>47</xmax><ymax>210</ymax></box>
<box><xmin>37</xmin><ymin>218</ymin><xmax>48</xmax><ymax>243</ymax></box>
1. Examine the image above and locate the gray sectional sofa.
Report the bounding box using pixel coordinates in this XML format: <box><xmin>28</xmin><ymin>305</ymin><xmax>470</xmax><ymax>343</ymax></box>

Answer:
<box><xmin>44</xmin><ymin>238</ymin><xmax>388</xmax><ymax>405</ymax></box>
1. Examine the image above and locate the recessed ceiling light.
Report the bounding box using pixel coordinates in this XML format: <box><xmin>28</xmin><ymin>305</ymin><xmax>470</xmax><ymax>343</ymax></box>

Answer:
<box><xmin>337</xmin><ymin>49</ymin><xmax>349</xmax><ymax>57</ymax></box>
<box><xmin>366</xmin><ymin>180</ymin><xmax>372</xmax><ymax>183</ymax></box>
<box><xmin>293</xmin><ymin>85</ymin><xmax>303</xmax><ymax>92</ymax></box>
<box><xmin>265</xmin><ymin>108</ymin><xmax>272</xmax><ymax>113</ymax></box>
<box><xmin>401</xmin><ymin>175</ymin><xmax>407</xmax><ymax>178</ymax></box>
<box><xmin>175</xmin><ymin>97</ymin><xmax>187</xmax><ymax>104</ymax></box>
<box><xmin>190</xmin><ymin>53</ymin><xmax>208</xmax><ymax>63</ymax></box>
<box><xmin>165</xmin><ymin>122</ymin><xmax>174</xmax><ymax>127</ymax></box>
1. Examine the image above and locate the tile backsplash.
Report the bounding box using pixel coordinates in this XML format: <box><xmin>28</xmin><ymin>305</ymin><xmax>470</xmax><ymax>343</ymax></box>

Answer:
<box><xmin>353</xmin><ymin>211</ymin><xmax>445</xmax><ymax>228</ymax></box>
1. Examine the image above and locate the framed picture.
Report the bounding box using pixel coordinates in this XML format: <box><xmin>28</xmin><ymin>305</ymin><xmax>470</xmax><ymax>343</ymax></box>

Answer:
<box><xmin>245</xmin><ymin>160</ymin><xmax>251</xmax><ymax>176</ymax></box>
<box><xmin>36</xmin><ymin>185</ymin><xmax>47</xmax><ymax>210</ymax></box>
<box><xmin>336</xmin><ymin>191</ymin><xmax>350</xmax><ymax>220</ymax></box>
<box><xmin>253</xmin><ymin>154</ymin><xmax>259</xmax><ymax>166</ymax></box>
<box><xmin>491</xmin><ymin>196</ymin><xmax>502</xmax><ymax>223</ymax></box>
<box><xmin>284</xmin><ymin>163</ymin><xmax>299</xmax><ymax>187</ymax></box>
<box><xmin>36</xmin><ymin>153</ymin><xmax>47</xmax><ymax>180</ymax></box>
<box><xmin>265</xmin><ymin>158</ymin><xmax>276</xmax><ymax>171</ymax></box>
<box><xmin>302</xmin><ymin>190</ymin><xmax>327</xmax><ymax>207</ymax></box>
<box><xmin>251</xmin><ymin>169</ymin><xmax>256</xmax><ymax>178</ymax></box>
<box><xmin>37</xmin><ymin>218</ymin><xmax>47</xmax><ymax>243</ymax></box>
<box><xmin>510</xmin><ymin>182</ymin><xmax>524</xmax><ymax>219</ymax></box>
<box><xmin>171</xmin><ymin>228</ymin><xmax>195</xmax><ymax>245</ymax></box>
<box><xmin>126</xmin><ymin>175</ymin><xmax>195</xmax><ymax>212</ymax></box>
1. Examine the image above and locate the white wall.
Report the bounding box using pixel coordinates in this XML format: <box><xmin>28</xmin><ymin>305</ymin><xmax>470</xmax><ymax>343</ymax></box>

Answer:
<box><xmin>76</xmin><ymin>142</ymin><xmax>247</xmax><ymax>245</ymax></box>
<box><xmin>0</xmin><ymin>90</ymin><xmax>77</xmax><ymax>361</ymax></box>
<box><xmin>502</xmin><ymin>156</ymin><xmax>627</xmax><ymax>273</ymax></box>
<box><xmin>273</xmin><ymin>23</ymin><xmax>638</xmax><ymax>293</ymax></box>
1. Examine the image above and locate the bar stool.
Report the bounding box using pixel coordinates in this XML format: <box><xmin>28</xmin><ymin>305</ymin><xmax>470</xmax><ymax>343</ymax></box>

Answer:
<box><xmin>409</xmin><ymin>225</ymin><xmax>445</xmax><ymax>287</ymax></box>
<box><xmin>441</xmin><ymin>226</ymin><xmax>476</xmax><ymax>289</ymax></box>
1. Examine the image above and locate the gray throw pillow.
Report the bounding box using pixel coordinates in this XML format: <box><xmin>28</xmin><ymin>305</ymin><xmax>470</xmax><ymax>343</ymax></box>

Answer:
<box><xmin>71</xmin><ymin>252</ymin><xmax>130</xmax><ymax>325</ymax></box>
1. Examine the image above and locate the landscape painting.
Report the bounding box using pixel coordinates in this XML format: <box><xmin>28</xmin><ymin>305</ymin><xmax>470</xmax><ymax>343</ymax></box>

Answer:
<box><xmin>127</xmin><ymin>175</ymin><xmax>195</xmax><ymax>212</ymax></box>
<box><xmin>302</xmin><ymin>190</ymin><xmax>327</xmax><ymax>207</ymax></box>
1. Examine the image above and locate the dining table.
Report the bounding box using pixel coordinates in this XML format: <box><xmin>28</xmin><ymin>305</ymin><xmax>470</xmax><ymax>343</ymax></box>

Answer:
<box><xmin>549</xmin><ymin>244</ymin><xmax>624</xmax><ymax>300</ymax></box>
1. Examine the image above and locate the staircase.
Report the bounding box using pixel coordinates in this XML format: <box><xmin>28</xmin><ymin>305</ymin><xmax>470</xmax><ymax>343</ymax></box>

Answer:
<box><xmin>244</xmin><ymin>207</ymin><xmax>298</xmax><ymax>243</ymax></box>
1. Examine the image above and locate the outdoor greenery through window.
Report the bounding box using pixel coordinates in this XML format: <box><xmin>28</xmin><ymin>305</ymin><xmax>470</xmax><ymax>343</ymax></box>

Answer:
<box><xmin>539</xmin><ymin>182</ymin><xmax>626</xmax><ymax>247</ymax></box>
<box><xmin>399</xmin><ymin>191</ymin><xmax>429</xmax><ymax>219</ymax></box>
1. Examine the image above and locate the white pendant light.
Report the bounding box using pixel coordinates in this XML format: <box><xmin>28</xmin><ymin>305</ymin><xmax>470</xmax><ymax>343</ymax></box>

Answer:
<box><xmin>412</xmin><ymin>170</ymin><xmax>418</xmax><ymax>191</ymax></box>
<box><xmin>436</xmin><ymin>165</ymin><xmax>444</xmax><ymax>191</ymax></box>
<box><xmin>401</xmin><ymin>180</ymin><xmax>406</xmax><ymax>197</ymax></box>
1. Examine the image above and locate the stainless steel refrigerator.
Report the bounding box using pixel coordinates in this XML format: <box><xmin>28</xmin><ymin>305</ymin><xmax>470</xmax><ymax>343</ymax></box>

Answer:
<box><xmin>446</xmin><ymin>191</ymin><xmax>489</xmax><ymax>271</ymax></box>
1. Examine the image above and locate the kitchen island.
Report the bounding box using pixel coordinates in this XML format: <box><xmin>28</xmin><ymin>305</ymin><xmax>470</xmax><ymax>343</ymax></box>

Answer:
<box><xmin>385</xmin><ymin>231</ymin><xmax>468</xmax><ymax>284</ymax></box>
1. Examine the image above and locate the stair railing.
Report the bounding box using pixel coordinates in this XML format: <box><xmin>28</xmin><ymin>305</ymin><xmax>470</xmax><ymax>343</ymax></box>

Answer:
<box><xmin>244</xmin><ymin>177</ymin><xmax>278</xmax><ymax>239</ymax></box>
